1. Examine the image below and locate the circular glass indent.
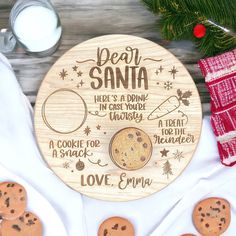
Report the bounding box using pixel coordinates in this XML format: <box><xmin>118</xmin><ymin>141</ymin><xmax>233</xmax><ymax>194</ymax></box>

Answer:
<box><xmin>42</xmin><ymin>89</ymin><xmax>87</xmax><ymax>134</ymax></box>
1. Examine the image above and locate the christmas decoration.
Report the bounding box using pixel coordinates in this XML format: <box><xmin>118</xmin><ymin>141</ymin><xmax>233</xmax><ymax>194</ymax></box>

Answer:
<box><xmin>162</xmin><ymin>160</ymin><xmax>173</xmax><ymax>179</ymax></box>
<box><xmin>193</xmin><ymin>24</ymin><xmax>206</xmax><ymax>38</ymax></box>
<box><xmin>199</xmin><ymin>49</ymin><xmax>236</xmax><ymax>166</ymax></box>
<box><xmin>76</xmin><ymin>160</ymin><xmax>85</xmax><ymax>171</ymax></box>
<box><xmin>142</xmin><ymin>0</ymin><xmax>236</xmax><ymax>57</ymax></box>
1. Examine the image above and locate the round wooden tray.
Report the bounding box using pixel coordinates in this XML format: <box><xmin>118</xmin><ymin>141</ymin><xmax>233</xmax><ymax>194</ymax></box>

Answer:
<box><xmin>35</xmin><ymin>35</ymin><xmax>202</xmax><ymax>201</ymax></box>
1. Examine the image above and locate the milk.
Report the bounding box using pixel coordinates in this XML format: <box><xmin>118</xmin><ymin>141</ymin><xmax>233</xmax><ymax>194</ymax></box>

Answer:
<box><xmin>13</xmin><ymin>6</ymin><xmax>62</xmax><ymax>52</ymax></box>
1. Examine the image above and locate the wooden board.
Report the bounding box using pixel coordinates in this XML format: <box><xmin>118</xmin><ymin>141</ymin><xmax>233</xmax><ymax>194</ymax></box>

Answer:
<box><xmin>34</xmin><ymin>35</ymin><xmax>202</xmax><ymax>201</ymax></box>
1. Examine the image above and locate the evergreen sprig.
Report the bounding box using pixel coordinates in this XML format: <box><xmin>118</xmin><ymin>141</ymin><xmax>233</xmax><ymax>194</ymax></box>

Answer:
<box><xmin>142</xmin><ymin>0</ymin><xmax>236</xmax><ymax>57</ymax></box>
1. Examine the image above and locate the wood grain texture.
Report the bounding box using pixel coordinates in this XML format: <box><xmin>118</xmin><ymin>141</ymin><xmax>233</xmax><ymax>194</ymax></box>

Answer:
<box><xmin>0</xmin><ymin>0</ymin><xmax>210</xmax><ymax>113</ymax></box>
<box><xmin>34</xmin><ymin>35</ymin><xmax>202</xmax><ymax>201</ymax></box>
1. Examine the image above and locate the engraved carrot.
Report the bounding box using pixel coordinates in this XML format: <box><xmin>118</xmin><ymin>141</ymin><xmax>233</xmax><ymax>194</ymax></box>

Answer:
<box><xmin>147</xmin><ymin>89</ymin><xmax>192</xmax><ymax>120</ymax></box>
<box><xmin>148</xmin><ymin>95</ymin><xmax>180</xmax><ymax>120</ymax></box>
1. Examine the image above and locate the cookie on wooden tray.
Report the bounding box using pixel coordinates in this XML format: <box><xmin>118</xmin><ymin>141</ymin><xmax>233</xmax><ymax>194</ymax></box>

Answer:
<box><xmin>1</xmin><ymin>211</ymin><xmax>43</xmax><ymax>236</ymax></box>
<box><xmin>109</xmin><ymin>127</ymin><xmax>152</xmax><ymax>170</ymax></box>
<box><xmin>193</xmin><ymin>197</ymin><xmax>231</xmax><ymax>236</ymax></box>
<box><xmin>0</xmin><ymin>182</ymin><xmax>27</xmax><ymax>220</ymax></box>
<box><xmin>98</xmin><ymin>216</ymin><xmax>135</xmax><ymax>236</ymax></box>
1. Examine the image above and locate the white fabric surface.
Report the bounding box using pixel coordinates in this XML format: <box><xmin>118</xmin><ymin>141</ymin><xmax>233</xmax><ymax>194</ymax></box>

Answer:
<box><xmin>0</xmin><ymin>53</ymin><xmax>235</xmax><ymax>236</ymax></box>
<box><xmin>0</xmin><ymin>164</ymin><xmax>67</xmax><ymax>236</ymax></box>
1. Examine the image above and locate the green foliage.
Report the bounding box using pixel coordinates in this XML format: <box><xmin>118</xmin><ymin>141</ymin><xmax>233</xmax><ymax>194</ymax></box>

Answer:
<box><xmin>142</xmin><ymin>0</ymin><xmax>236</xmax><ymax>57</ymax></box>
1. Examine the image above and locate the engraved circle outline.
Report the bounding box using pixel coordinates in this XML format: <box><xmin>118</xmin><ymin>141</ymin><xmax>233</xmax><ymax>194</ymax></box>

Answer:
<box><xmin>41</xmin><ymin>88</ymin><xmax>88</xmax><ymax>134</ymax></box>
<box><xmin>109</xmin><ymin>127</ymin><xmax>153</xmax><ymax>171</ymax></box>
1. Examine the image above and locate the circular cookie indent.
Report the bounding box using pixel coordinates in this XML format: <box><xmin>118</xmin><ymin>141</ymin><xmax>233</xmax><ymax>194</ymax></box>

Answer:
<box><xmin>193</xmin><ymin>197</ymin><xmax>231</xmax><ymax>236</ymax></box>
<box><xmin>98</xmin><ymin>216</ymin><xmax>135</xmax><ymax>236</ymax></box>
<box><xmin>42</xmin><ymin>89</ymin><xmax>87</xmax><ymax>134</ymax></box>
<box><xmin>110</xmin><ymin>127</ymin><xmax>152</xmax><ymax>170</ymax></box>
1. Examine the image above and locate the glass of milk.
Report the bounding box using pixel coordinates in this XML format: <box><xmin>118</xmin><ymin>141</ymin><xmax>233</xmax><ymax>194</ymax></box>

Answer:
<box><xmin>0</xmin><ymin>0</ymin><xmax>62</xmax><ymax>57</ymax></box>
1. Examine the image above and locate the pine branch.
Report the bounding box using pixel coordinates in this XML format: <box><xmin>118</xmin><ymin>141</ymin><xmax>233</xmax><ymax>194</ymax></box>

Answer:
<box><xmin>195</xmin><ymin>21</ymin><xmax>236</xmax><ymax>56</ymax></box>
<box><xmin>142</xmin><ymin>0</ymin><xmax>236</xmax><ymax>57</ymax></box>
<box><xmin>181</xmin><ymin>0</ymin><xmax>236</xmax><ymax>30</ymax></box>
<box><xmin>161</xmin><ymin>12</ymin><xmax>198</xmax><ymax>39</ymax></box>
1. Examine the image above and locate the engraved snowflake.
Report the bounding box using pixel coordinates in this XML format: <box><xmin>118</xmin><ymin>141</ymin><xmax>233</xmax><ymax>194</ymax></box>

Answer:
<box><xmin>164</xmin><ymin>81</ymin><xmax>173</xmax><ymax>90</ymax></box>
<box><xmin>62</xmin><ymin>162</ymin><xmax>70</xmax><ymax>169</ymax></box>
<box><xmin>59</xmin><ymin>69</ymin><xmax>68</xmax><ymax>80</ymax></box>
<box><xmin>173</xmin><ymin>150</ymin><xmax>184</xmax><ymax>162</ymax></box>
<box><xmin>84</xmin><ymin>126</ymin><xmax>91</xmax><ymax>136</ymax></box>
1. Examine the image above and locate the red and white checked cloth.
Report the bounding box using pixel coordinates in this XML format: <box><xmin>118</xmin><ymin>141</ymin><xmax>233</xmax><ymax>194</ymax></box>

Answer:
<box><xmin>199</xmin><ymin>49</ymin><xmax>236</xmax><ymax>166</ymax></box>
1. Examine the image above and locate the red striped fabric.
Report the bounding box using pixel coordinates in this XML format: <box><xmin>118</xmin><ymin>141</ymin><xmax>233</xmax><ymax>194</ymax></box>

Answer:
<box><xmin>211</xmin><ymin>104</ymin><xmax>236</xmax><ymax>137</ymax></box>
<box><xmin>198</xmin><ymin>49</ymin><xmax>236</xmax><ymax>78</ymax></box>
<box><xmin>206</xmin><ymin>73</ymin><xmax>236</xmax><ymax>111</ymax></box>
<box><xmin>199</xmin><ymin>49</ymin><xmax>236</xmax><ymax>166</ymax></box>
<box><xmin>218</xmin><ymin>138</ymin><xmax>236</xmax><ymax>166</ymax></box>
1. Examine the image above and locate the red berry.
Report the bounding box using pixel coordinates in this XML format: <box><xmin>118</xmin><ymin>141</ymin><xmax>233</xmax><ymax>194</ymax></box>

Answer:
<box><xmin>193</xmin><ymin>24</ymin><xmax>206</xmax><ymax>38</ymax></box>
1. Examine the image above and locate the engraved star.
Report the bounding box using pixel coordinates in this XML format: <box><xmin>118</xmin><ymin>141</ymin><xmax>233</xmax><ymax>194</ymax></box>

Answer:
<box><xmin>160</xmin><ymin>148</ymin><xmax>169</xmax><ymax>157</ymax></box>
<box><xmin>84</xmin><ymin>126</ymin><xmax>91</xmax><ymax>136</ymax></box>
<box><xmin>169</xmin><ymin>66</ymin><xmax>178</xmax><ymax>79</ymax></box>
<box><xmin>77</xmin><ymin>71</ymin><xmax>83</xmax><ymax>77</ymax></box>
<box><xmin>79</xmin><ymin>80</ymin><xmax>84</xmax><ymax>87</ymax></box>
<box><xmin>155</xmin><ymin>65</ymin><xmax>164</xmax><ymax>76</ymax></box>
<box><xmin>72</xmin><ymin>65</ymin><xmax>78</xmax><ymax>71</ymax></box>
<box><xmin>59</xmin><ymin>69</ymin><xmax>68</xmax><ymax>80</ymax></box>
<box><xmin>159</xmin><ymin>65</ymin><xmax>164</xmax><ymax>73</ymax></box>
<box><xmin>96</xmin><ymin>125</ymin><xmax>101</xmax><ymax>130</ymax></box>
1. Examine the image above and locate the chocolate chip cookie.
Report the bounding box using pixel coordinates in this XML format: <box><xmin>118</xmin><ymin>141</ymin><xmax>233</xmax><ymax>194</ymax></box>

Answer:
<box><xmin>98</xmin><ymin>216</ymin><xmax>135</xmax><ymax>236</ymax></box>
<box><xmin>193</xmin><ymin>197</ymin><xmax>231</xmax><ymax>236</ymax></box>
<box><xmin>1</xmin><ymin>211</ymin><xmax>42</xmax><ymax>236</ymax></box>
<box><xmin>0</xmin><ymin>182</ymin><xmax>27</xmax><ymax>220</ymax></box>
<box><xmin>110</xmin><ymin>127</ymin><xmax>152</xmax><ymax>170</ymax></box>
<box><xmin>180</xmin><ymin>234</ymin><xmax>196</xmax><ymax>236</ymax></box>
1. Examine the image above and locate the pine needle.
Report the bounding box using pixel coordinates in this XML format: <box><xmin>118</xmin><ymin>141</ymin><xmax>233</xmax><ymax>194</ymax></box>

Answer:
<box><xmin>142</xmin><ymin>0</ymin><xmax>236</xmax><ymax>57</ymax></box>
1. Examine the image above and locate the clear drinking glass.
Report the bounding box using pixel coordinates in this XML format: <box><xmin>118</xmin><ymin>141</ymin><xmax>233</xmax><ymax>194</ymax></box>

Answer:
<box><xmin>0</xmin><ymin>0</ymin><xmax>62</xmax><ymax>57</ymax></box>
